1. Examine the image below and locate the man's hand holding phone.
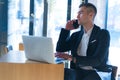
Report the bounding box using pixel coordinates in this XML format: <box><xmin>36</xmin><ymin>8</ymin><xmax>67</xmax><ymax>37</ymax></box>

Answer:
<box><xmin>65</xmin><ymin>19</ymin><xmax>79</xmax><ymax>30</ymax></box>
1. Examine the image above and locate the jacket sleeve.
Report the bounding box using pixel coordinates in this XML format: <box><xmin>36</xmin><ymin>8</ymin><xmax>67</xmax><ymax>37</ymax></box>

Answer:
<box><xmin>56</xmin><ymin>28</ymin><xmax>71</xmax><ymax>52</ymax></box>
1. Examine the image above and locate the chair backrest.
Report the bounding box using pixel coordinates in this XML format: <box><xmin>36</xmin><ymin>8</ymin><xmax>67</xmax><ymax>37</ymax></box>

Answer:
<box><xmin>19</xmin><ymin>43</ymin><xmax>24</xmax><ymax>51</ymax></box>
<box><xmin>4</xmin><ymin>45</ymin><xmax>13</xmax><ymax>53</ymax></box>
<box><xmin>0</xmin><ymin>45</ymin><xmax>6</xmax><ymax>56</ymax></box>
<box><xmin>111</xmin><ymin>66</ymin><xmax>118</xmax><ymax>79</ymax></box>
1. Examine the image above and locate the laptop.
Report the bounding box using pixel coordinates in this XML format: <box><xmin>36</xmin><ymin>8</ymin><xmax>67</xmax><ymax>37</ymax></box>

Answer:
<box><xmin>22</xmin><ymin>35</ymin><xmax>64</xmax><ymax>64</ymax></box>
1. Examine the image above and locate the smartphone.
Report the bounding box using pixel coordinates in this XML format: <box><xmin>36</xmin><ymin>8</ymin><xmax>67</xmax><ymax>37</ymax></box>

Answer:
<box><xmin>73</xmin><ymin>20</ymin><xmax>79</xmax><ymax>29</ymax></box>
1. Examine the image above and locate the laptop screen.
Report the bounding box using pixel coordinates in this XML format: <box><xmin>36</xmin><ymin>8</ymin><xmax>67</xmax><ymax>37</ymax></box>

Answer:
<box><xmin>22</xmin><ymin>35</ymin><xmax>56</xmax><ymax>64</ymax></box>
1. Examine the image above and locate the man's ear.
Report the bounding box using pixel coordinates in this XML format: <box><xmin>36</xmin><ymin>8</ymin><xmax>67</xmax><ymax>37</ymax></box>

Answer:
<box><xmin>89</xmin><ymin>12</ymin><xmax>94</xmax><ymax>20</ymax></box>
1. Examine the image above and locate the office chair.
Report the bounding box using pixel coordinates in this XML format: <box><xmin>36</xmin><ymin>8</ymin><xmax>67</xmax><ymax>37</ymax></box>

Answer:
<box><xmin>19</xmin><ymin>43</ymin><xmax>24</xmax><ymax>51</ymax></box>
<box><xmin>97</xmin><ymin>65</ymin><xmax>118</xmax><ymax>80</ymax></box>
<box><xmin>4</xmin><ymin>45</ymin><xmax>13</xmax><ymax>53</ymax></box>
<box><xmin>111</xmin><ymin>66</ymin><xmax>118</xmax><ymax>80</ymax></box>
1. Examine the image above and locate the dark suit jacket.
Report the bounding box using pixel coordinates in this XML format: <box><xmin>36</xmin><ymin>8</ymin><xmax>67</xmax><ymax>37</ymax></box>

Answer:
<box><xmin>56</xmin><ymin>24</ymin><xmax>111</xmax><ymax>72</ymax></box>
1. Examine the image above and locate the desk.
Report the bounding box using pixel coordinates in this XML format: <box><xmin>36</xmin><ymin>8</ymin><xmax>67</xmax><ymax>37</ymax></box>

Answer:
<box><xmin>0</xmin><ymin>51</ymin><xmax>64</xmax><ymax>80</ymax></box>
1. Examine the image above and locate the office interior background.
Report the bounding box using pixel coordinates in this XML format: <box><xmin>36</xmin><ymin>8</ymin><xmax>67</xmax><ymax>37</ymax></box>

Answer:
<box><xmin>0</xmin><ymin>0</ymin><xmax>120</xmax><ymax>77</ymax></box>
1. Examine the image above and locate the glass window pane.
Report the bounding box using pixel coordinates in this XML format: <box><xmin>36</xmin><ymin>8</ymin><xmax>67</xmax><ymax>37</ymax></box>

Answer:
<box><xmin>88</xmin><ymin>0</ymin><xmax>107</xmax><ymax>28</ymax></box>
<box><xmin>71</xmin><ymin>0</ymin><xmax>82</xmax><ymax>20</ymax></box>
<box><xmin>47</xmin><ymin>0</ymin><xmax>68</xmax><ymax>51</ymax></box>
<box><xmin>34</xmin><ymin>0</ymin><xmax>44</xmax><ymax>36</ymax></box>
<box><xmin>107</xmin><ymin>0</ymin><xmax>120</xmax><ymax>73</ymax></box>
<box><xmin>8</xmin><ymin>0</ymin><xmax>30</xmax><ymax>50</ymax></box>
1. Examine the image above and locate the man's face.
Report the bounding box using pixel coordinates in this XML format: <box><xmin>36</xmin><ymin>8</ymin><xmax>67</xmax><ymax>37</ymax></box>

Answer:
<box><xmin>77</xmin><ymin>6</ymin><xmax>91</xmax><ymax>25</ymax></box>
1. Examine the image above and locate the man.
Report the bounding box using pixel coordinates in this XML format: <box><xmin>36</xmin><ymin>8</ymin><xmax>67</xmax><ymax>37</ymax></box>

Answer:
<box><xmin>55</xmin><ymin>3</ymin><xmax>111</xmax><ymax>80</ymax></box>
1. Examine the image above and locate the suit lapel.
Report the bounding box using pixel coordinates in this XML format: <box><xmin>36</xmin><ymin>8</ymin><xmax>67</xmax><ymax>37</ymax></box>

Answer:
<box><xmin>88</xmin><ymin>25</ymin><xmax>100</xmax><ymax>45</ymax></box>
<box><xmin>75</xmin><ymin>26</ymin><xmax>84</xmax><ymax>51</ymax></box>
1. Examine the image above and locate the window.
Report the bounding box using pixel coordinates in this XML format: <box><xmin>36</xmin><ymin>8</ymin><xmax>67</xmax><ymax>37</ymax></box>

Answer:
<box><xmin>107</xmin><ymin>0</ymin><xmax>120</xmax><ymax>74</ymax></box>
<box><xmin>34</xmin><ymin>0</ymin><xmax>43</xmax><ymax>36</ymax></box>
<box><xmin>8</xmin><ymin>0</ymin><xmax>30</xmax><ymax>50</ymax></box>
<box><xmin>47</xmin><ymin>0</ymin><xmax>68</xmax><ymax>51</ymax></box>
<box><xmin>71</xmin><ymin>0</ymin><xmax>82</xmax><ymax>19</ymax></box>
<box><xmin>8</xmin><ymin>0</ymin><xmax>44</xmax><ymax>50</ymax></box>
<box><xmin>88</xmin><ymin>0</ymin><xmax>107</xmax><ymax>28</ymax></box>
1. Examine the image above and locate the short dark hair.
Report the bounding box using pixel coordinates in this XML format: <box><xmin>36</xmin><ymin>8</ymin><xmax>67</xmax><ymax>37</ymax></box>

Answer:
<box><xmin>79</xmin><ymin>3</ymin><xmax>97</xmax><ymax>17</ymax></box>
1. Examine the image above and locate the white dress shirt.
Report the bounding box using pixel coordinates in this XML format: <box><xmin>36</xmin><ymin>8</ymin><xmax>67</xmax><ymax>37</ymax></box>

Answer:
<box><xmin>77</xmin><ymin>27</ymin><xmax>93</xmax><ymax>56</ymax></box>
<box><xmin>77</xmin><ymin>27</ymin><xmax>93</xmax><ymax>70</ymax></box>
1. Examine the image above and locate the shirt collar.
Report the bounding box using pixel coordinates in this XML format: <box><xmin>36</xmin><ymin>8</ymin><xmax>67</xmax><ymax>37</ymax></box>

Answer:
<box><xmin>83</xmin><ymin>27</ymin><xmax>93</xmax><ymax>36</ymax></box>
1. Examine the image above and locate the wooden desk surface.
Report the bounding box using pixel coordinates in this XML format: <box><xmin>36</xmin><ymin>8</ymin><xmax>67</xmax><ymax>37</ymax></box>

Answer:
<box><xmin>0</xmin><ymin>51</ymin><xmax>64</xmax><ymax>80</ymax></box>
